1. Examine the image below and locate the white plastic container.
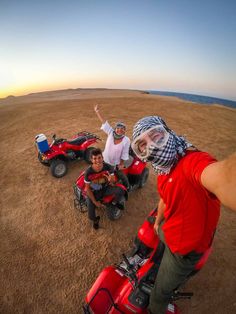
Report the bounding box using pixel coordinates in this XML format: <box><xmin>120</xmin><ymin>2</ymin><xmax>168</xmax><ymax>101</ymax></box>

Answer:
<box><xmin>35</xmin><ymin>134</ymin><xmax>49</xmax><ymax>153</ymax></box>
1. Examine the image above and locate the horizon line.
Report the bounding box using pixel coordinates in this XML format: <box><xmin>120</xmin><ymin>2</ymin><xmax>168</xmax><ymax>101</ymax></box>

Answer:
<box><xmin>1</xmin><ymin>87</ymin><xmax>236</xmax><ymax>103</ymax></box>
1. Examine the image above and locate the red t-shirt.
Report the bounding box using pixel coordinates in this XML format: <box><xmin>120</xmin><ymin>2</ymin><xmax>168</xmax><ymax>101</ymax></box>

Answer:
<box><xmin>158</xmin><ymin>151</ymin><xmax>220</xmax><ymax>255</ymax></box>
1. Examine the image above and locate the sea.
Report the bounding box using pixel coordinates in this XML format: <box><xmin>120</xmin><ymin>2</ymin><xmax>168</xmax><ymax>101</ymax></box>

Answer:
<box><xmin>146</xmin><ymin>90</ymin><xmax>236</xmax><ymax>109</ymax></box>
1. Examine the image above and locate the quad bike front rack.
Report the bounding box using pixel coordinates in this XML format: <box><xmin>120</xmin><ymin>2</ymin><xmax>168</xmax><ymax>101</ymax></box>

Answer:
<box><xmin>78</xmin><ymin>130</ymin><xmax>101</xmax><ymax>141</ymax></box>
<box><xmin>73</xmin><ymin>184</ymin><xmax>87</xmax><ymax>213</ymax></box>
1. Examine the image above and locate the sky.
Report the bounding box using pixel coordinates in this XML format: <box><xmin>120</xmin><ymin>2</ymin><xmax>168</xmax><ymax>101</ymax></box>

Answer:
<box><xmin>0</xmin><ymin>0</ymin><xmax>236</xmax><ymax>100</ymax></box>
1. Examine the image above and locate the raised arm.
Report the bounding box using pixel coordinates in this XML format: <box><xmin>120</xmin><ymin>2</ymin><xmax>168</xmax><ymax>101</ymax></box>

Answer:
<box><xmin>94</xmin><ymin>104</ymin><xmax>105</xmax><ymax>124</ymax></box>
<box><xmin>201</xmin><ymin>152</ymin><xmax>236</xmax><ymax>211</ymax></box>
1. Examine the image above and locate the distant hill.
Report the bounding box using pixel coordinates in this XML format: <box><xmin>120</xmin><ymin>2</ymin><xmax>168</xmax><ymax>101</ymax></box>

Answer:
<box><xmin>0</xmin><ymin>88</ymin><xmax>142</xmax><ymax>105</ymax></box>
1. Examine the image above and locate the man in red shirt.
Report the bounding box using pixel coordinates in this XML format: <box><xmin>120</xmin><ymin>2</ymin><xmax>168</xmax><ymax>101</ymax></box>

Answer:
<box><xmin>132</xmin><ymin>116</ymin><xmax>235</xmax><ymax>314</ymax></box>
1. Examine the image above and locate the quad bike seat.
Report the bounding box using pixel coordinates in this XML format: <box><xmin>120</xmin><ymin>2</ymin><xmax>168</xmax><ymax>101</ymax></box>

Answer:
<box><xmin>68</xmin><ymin>136</ymin><xmax>87</xmax><ymax>145</ymax></box>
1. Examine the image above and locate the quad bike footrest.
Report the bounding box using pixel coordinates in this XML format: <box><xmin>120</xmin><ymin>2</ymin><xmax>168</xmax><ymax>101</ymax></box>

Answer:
<box><xmin>140</xmin><ymin>282</ymin><xmax>153</xmax><ymax>295</ymax></box>
<box><xmin>172</xmin><ymin>290</ymin><xmax>193</xmax><ymax>301</ymax></box>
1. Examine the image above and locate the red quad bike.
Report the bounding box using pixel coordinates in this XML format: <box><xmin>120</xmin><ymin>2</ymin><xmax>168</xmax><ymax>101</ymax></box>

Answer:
<box><xmin>82</xmin><ymin>208</ymin><xmax>212</xmax><ymax>314</ymax></box>
<box><xmin>73</xmin><ymin>156</ymin><xmax>149</xmax><ymax>220</ymax></box>
<box><xmin>73</xmin><ymin>170</ymin><xmax>128</xmax><ymax>220</ymax></box>
<box><xmin>120</xmin><ymin>155</ymin><xmax>149</xmax><ymax>192</ymax></box>
<box><xmin>35</xmin><ymin>131</ymin><xmax>100</xmax><ymax>178</ymax></box>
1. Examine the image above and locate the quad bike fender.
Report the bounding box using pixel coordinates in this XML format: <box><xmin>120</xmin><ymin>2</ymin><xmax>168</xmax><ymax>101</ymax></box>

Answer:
<box><xmin>76</xmin><ymin>171</ymin><xmax>86</xmax><ymax>190</ymax></box>
<box><xmin>102</xmin><ymin>183</ymin><xmax>128</xmax><ymax>204</ymax></box>
<box><xmin>75</xmin><ymin>171</ymin><xmax>87</xmax><ymax>201</ymax></box>
<box><xmin>44</xmin><ymin>146</ymin><xmax>67</xmax><ymax>160</ymax></box>
<box><xmin>126</xmin><ymin>159</ymin><xmax>147</xmax><ymax>176</ymax></box>
<box><xmin>85</xmin><ymin>266</ymin><xmax>127</xmax><ymax>313</ymax></box>
<box><xmin>80</xmin><ymin>138</ymin><xmax>98</xmax><ymax>150</ymax></box>
<box><xmin>137</xmin><ymin>209</ymin><xmax>159</xmax><ymax>249</ymax></box>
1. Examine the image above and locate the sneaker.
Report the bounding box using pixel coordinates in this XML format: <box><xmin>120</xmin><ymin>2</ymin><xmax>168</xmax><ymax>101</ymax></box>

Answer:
<box><xmin>93</xmin><ymin>216</ymin><xmax>100</xmax><ymax>230</ymax></box>
<box><xmin>127</xmin><ymin>185</ymin><xmax>133</xmax><ymax>192</ymax></box>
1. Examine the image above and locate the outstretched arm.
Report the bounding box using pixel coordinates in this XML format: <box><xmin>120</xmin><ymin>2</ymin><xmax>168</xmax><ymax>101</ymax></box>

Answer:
<box><xmin>94</xmin><ymin>104</ymin><xmax>105</xmax><ymax>124</ymax></box>
<box><xmin>201</xmin><ymin>152</ymin><xmax>236</xmax><ymax>211</ymax></box>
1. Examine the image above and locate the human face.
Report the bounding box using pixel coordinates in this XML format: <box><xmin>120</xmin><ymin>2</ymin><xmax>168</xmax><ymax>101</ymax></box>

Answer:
<box><xmin>91</xmin><ymin>154</ymin><xmax>103</xmax><ymax>168</ymax></box>
<box><xmin>115</xmin><ymin>126</ymin><xmax>126</xmax><ymax>136</ymax></box>
<box><xmin>131</xmin><ymin>126</ymin><xmax>170</xmax><ymax>159</ymax></box>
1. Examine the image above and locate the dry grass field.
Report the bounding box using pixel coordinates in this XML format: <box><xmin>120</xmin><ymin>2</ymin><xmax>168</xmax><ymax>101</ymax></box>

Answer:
<box><xmin>0</xmin><ymin>89</ymin><xmax>236</xmax><ymax>313</ymax></box>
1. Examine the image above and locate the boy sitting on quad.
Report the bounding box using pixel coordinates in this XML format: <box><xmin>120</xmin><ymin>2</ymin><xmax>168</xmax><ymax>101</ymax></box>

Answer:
<box><xmin>84</xmin><ymin>148</ymin><xmax>125</xmax><ymax>229</ymax></box>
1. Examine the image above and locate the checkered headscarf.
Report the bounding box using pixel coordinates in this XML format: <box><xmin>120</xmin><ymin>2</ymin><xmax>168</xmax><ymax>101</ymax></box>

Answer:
<box><xmin>132</xmin><ymin>116</ymin><xmax>192</xmax><ymax>174</ymax></box>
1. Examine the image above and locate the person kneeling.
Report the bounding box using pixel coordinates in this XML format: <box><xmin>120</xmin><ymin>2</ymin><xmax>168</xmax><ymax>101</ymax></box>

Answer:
<box><xmin>84</xmin><ymin>148</ymin><xmax>125</xmax><ymax>229</ymax></box>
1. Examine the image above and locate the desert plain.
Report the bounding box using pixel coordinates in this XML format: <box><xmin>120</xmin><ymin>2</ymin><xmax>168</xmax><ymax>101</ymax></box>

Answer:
<box><xmin>0</xmin><ymin>89</ymin><xmax>236</xmax><ymax>313</ymax></box>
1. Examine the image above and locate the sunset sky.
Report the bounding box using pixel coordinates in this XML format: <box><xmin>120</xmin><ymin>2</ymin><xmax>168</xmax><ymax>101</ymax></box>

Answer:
<box><xmin>1</xmin><ymin>0</ymin><xmax>236</xmax><ymax>100</ymax></box>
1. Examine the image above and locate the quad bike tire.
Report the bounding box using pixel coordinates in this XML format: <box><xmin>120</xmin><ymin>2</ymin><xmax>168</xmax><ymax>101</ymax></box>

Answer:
<box><xmin>106</xmin><ymin>203</ymin><xmax>122</xmax><ymax>221</ymax></box>
<box><xmin>139</xmin><ymin>167</ymin><xmax>149</xmax><ymax>188</ymax></box>
<box><xmin>84</xmin><ymin>147</ymin><xmax>96</xmax><ymax>164</ymax></box>
<box><xmin>50</xmin><ymin>159</ymin><xmax>68</xmax><ymax>178</ymax></box>
<box><xmin>38</xmin><ymin>152</ymin><xmax>50</xmax><ymax>166</ymax></box>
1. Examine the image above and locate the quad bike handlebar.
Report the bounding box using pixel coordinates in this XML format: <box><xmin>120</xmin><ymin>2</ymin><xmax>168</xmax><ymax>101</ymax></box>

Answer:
<box><xmin>51</xmin><ymin>134</ymin><xmax>66</xmax><ymax>145</ymax></box>
<box><xmin>120</xmin><ymin>254</ymin><xmax>139</xmax><ymax>287</ymax></box>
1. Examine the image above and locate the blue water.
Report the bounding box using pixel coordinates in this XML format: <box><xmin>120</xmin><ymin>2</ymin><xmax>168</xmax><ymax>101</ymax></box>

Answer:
<box><xmin>146</xmin><ymin>90</ymin><xmax>236</xmax><ymax>109</ymax></box>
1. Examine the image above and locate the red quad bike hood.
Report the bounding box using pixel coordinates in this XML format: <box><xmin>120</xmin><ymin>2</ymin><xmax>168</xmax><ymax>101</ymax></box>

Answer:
<box><xmin>83</xmin><ymin>207</ymin><xmax>212</xmax><ymax>314</ymax></box>
<box><xmin>83</xmin><ymin>208</ymin><xmax>181</xmax><ymax>314</ymax></box>
<box><xmin>84</xmin><ymin>265</ymin><xmax>179</xmax><ymax>314</ymax></box>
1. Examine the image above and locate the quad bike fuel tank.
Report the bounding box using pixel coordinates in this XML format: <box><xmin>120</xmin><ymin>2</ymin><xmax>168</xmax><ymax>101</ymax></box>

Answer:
<box><xmin>35</xmin><ymin>134</ymin><xmax>50</xmax><ymax>153</ymax></box>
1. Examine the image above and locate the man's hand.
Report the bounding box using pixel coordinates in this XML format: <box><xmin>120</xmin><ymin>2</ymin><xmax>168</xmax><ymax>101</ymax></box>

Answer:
<box><xmin>94</xmin><ymin>104</ymin><xmax>105</xmax><ymax>124</ymax></box>
<box><xmin>117</xmin><ymin>164</ymin><xmax>125</xmax><ymax>170</ymax></box>
<box><xmin>201</xmin><ymin>153</ymin><xmax>236</xmax><ymax>211</ymax></box>
<box><xmin>94</xmin><ymin>200</ymin><xmax>105</xmax><ymax>209</ymax></box>
<box><xmin>104</xmin><ymin>173</ymin><xmax>114</xmax><ymax>185</ymax></box>
<box><xmin>94</xmin><ymin>104</ymin><xmax>99</xmax><ymax>113</ymax></box>
<box><xmin>154</xmin><ymin>221</ymin><xmax>159</xmax><ymax>235</ymax></box>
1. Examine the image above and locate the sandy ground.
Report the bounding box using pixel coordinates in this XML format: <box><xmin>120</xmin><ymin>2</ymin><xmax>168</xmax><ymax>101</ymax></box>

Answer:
<box><xmin>0</xmin><ymin>89</ymin><xmax>236</xmax><ymax>314</ymax></box>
